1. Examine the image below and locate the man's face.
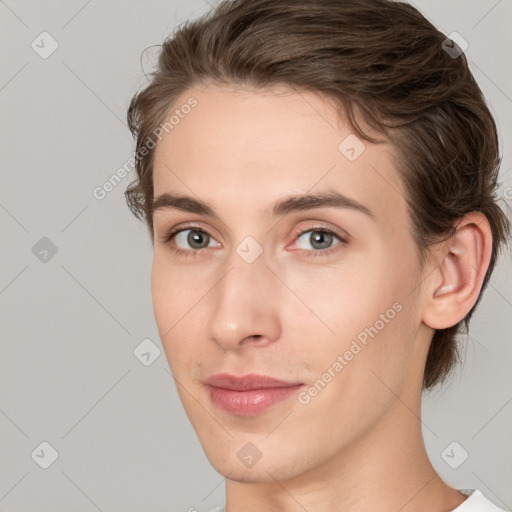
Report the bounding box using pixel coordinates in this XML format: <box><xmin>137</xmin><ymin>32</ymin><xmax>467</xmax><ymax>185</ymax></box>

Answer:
<box><xmin>151</xmin><ymin>84</ymin><xmax>428</xmax><ymax>482</ymax></box>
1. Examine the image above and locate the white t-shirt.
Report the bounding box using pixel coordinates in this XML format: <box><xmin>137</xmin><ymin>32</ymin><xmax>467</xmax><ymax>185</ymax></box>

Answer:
<box><xmin>452</xmin><ymin>489</ymin><xmax>507</xmax><ymax>511</ymax></box>
<box><xmin>208</xmin><ymin>489</ymin><xmax>508</xmax><ymax>512</ymax></box>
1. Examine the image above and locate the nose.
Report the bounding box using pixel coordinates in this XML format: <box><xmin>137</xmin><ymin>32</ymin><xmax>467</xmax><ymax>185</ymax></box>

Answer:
<box><xmin>207</xmin><ymin>253</ymin><xmax>282</xmax><ymax>351</ymax></box>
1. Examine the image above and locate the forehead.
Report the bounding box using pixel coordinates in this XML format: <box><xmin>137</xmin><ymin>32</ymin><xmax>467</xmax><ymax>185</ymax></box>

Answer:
<box><xmin>152</xmin><ymin>84</ymin><xmax>408</xmax><ymax>229</ymax></box>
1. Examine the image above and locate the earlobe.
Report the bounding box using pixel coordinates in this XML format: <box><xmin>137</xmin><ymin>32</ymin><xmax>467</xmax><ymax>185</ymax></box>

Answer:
<box><xmin>422</xmin><ymin>212</ymin><xmax>492</xmax><ymax>330</ymax></box>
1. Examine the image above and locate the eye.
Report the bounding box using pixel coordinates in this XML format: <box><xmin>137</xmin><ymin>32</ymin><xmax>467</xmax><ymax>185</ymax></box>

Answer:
<box><xmin>159</xmin><ymin>224</ymin><xmax>347</xmax><ymax>258</ymax></box>
<box><xmin>159</xmin><ymin>226</ymin><xmax>221</xmax><ymax>258</ymax></box>
<box><xmin>175</xmin><ymin>228</ymin><xmax>215</xmax><ymax>249</ymax></box>
<box><xmin>293</xmin><ymin>226</ymin><xmax>346</xmax><ymax>256</ymax></box>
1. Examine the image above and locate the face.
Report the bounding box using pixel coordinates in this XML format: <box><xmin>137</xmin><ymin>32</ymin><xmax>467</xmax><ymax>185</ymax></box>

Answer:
<box><xmin>151</xmin><ymin>83</ymin><xmax>428</xmax><ymax>482</ymax></box>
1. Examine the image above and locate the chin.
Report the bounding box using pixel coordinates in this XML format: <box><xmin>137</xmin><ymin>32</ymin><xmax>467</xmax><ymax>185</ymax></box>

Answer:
<box><xmin>219</xmin><ymin>468</ymin><xmax>274</xmax><ymax>483</ymax></box>
<box><xmin>212</xmin><ymin>461</ymin><xmax>295</xmax><ymax>484</ymax></box>
<box><xmin>202</xmin><ymin>443</ymin><xmax>306</xmax><ymax>483</ymax></box>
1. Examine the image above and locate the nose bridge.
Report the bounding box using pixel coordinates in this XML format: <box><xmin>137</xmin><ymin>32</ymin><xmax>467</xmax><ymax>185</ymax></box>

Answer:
<box><xmin>208</xmin><ymin>246</ymin><xmax>281</xmax><ymax>349</ymax></box>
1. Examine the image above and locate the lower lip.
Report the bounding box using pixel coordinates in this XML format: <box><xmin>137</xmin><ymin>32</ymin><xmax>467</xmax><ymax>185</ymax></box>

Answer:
<box><xmin>206</xmin><ymin>384</ymin><xmax>304</xmax><ymax>416</ymax></box>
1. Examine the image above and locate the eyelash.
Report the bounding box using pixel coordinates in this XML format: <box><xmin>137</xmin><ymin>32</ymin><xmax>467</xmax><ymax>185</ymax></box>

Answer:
<box><xmin>160</xmin><ymin>225</ymin><xmax>347</xmax><ymax>259</ymax></box>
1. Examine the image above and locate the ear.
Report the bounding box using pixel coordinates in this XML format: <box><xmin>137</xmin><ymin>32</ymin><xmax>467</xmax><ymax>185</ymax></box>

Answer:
<box><xmin>422</xmin><ymin>212</ymin><xmax>493</xmax><ymax>330</ymax></box>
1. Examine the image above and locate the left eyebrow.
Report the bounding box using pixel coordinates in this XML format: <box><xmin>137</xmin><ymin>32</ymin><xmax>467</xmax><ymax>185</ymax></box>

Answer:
<box><xmin>271</xmin><ymin>191</ymin><xmax>374</xmax><ymax>219</ymax></box>
<box><xmin>152</xmin><ymin>190</ymin><xmax>375</xmax><ymax>220</ymax></box>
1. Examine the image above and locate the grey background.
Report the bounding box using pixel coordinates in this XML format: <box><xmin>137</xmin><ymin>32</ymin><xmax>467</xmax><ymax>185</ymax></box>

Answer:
<box><xmin>1</xmin><ymin>0</ymin><xmax>511</xmax><ymax>511</ymax></box>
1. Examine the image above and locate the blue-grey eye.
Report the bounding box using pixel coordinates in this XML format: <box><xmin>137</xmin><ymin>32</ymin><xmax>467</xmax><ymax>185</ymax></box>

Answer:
<box><xmin>296</xmin><ymin>229</ymin><xmax>342</xmax><ymax>251</ymax></box>
<box><xmin>174</xmin><ymin>229</ymin><xmax>216</xmax><ymax>249</ymax></box>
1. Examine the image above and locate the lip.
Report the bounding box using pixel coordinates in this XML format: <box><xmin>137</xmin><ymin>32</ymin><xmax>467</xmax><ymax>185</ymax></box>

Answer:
<box><xmin>204</xmin><ymin>373</ymin><xmax>302</xmax><ymax>391</ymax></box>
<box><xmin>204</xmin><ymin>373</ymin><xmax>304</xmax><ymax>416</ymax></box>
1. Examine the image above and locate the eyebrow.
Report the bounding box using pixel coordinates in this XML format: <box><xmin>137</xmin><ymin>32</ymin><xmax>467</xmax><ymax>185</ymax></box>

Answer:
<box><xmin>152</xmin><ymin>191</ymin><xmax>374</xmax><ymax>220</ymax></box>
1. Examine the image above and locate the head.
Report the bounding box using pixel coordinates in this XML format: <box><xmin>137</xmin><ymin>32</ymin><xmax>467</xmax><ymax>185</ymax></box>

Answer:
<box><xmin>125</xmin><ymin>0</ymin><xmax>510</xmax><ymax>483</ymax></box>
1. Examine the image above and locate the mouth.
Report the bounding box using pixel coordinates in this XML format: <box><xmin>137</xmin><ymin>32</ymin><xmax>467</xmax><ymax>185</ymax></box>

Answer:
<box><xmin>203</xmin><ymin>373</ymin><xmax>304</xmax><ymax>416</ymax></box>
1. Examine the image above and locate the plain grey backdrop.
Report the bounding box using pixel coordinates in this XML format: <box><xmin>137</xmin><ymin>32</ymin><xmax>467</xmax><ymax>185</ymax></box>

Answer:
<box><xmin>1</xmin><ymin>0</ymin><xmax>511</xmax><ymax>511</ymax></box>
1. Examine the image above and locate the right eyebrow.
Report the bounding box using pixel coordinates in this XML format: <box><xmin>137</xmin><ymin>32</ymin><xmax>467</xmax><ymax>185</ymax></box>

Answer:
<box><xmin>153</xmin><ymin>193</ymin><xmax>219</xmax><ymax>218</ymax></box>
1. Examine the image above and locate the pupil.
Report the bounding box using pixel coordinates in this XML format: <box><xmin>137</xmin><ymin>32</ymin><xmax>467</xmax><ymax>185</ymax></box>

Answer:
<box><xmin>190</xmin><ymin>230</ymin><xmax>208</xmax><ymax>248</ymax></box>
<box><xmin>312</xmin><ymin>231</ymin><xmax>331</xmax><ymax>249</ymax></box>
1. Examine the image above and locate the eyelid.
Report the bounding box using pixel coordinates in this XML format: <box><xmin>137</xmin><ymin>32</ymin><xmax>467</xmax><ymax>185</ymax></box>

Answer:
<box><xmin>157</xmin><ymin>221</ymin><xmax>220</xmax><ymax>245</ymax></box>
<box><xmin>290</xmin><ymin>223</ymin><xmax>349</xmax><ymax>245</ymax></box>
<box><xmin>285</xmin><ymin>225</ymin><xmax>347</xmax><ymax>258</ymax></box>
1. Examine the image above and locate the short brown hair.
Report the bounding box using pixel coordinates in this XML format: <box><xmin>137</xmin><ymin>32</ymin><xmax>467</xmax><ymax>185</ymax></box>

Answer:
<box><xmin>125</xmin><ymin>0</ymin><xmax>511</xmax><ymax>389</ymax></box>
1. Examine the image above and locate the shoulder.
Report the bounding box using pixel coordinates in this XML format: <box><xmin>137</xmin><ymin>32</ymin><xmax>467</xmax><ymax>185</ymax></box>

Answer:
<box><xmin>453</xmin><ymin>489</ymin><xmax>509</xmax><ymax>512</ymax></box>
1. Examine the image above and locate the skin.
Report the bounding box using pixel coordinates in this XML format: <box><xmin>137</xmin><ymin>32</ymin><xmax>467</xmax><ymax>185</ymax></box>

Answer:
<box><xmin>150</xmin><ymin>83</ymin><xmax>492</xmax><ymax>512</ymax></box>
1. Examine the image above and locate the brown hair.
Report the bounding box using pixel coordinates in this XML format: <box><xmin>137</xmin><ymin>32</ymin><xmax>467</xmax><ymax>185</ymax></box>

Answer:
<box><xmin>125</xmin><ymin>0</ymin><xmax>511</xmax><ymax>389</ymax></box>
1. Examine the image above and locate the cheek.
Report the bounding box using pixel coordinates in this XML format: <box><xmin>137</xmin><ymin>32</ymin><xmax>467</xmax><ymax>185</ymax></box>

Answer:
<box><xmin>286</xmin><ymin>249</ymin><xmax>419</xmax><ymax>383</ymax></box>
<box><xmin>291</xmin><ymin>288</ymin><xmax>417</xmax><ymax>446</ymax></box>
<box><xmin>151</xmin><ymin>252</ymin><xmax>207</xmax><ymax>330</ymax></box>
<box><xmin>151</xmin><ymin>255</ymin><xmax>202</xmax><ymax>372</ymax></box>
<box><xmin>283</xmin><ymin>260</ymin><xmax>401</xmax><ymax>342</ymax></box>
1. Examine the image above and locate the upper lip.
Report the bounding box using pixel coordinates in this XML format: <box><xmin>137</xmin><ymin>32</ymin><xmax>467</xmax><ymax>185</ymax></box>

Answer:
<box><xmin>204</xmin><ymin>373</ymin><xmax>303</xmax><ymax>391</ymax></box>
